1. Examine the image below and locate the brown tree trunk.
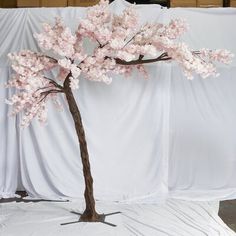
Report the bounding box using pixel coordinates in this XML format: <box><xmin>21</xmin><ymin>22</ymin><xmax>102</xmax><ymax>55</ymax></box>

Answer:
<box><xmin>64</xmin><ymin>75</ymin><xmax>101</xmax><ymax>222</ymax></box>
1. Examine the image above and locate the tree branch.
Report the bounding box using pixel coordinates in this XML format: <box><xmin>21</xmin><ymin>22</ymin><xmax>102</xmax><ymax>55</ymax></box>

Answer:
<box><xmin>115</xmin><ymin>52</ymin><xmax>172</xmax><ymax>66</ymax></box>
<box><xmin>44</xmin><ymin>55</ymin><xmax>58</xmax><ymax>63</ymax></box>
<box><xmin>43</xmin><ymin>77</ymin><xmax>64</xmax><ymax>90</ymax></box>
<box><xmin>34</xmin><ymin>84</ymin><xmax>55</xmax><ymax>94</ymax></box>
<box><xmin>37</xmin><ymin>89</ymin><xmax>64</xmax><ymax>104</ymax></box>
<box><xmin>122</xmin><ymin>31</ymin><xmax>141</xmax><ymax>49</ymax></box>
<box><xmin>40</xmin><ymin>89</ymin><xmax>64</xmax><ymax>96</ymax></box>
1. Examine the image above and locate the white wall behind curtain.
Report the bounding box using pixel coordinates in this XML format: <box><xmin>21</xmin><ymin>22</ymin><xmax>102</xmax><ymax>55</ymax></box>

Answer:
<box><xmin>0</xmin><ymin>0</ymin><xmax>236</xmax><ymax>202</ymax></box>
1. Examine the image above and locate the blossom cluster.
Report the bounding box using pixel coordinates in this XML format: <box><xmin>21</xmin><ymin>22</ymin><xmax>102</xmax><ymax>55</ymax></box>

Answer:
<box><xmin>6</xmin><ymin>0</ymin><xmax>234</xmax><ymax>127</ymax></box>
<box><xmin>199</xmin><ymin>48</ymin><xmax>233</xmax><ymax>65</ymax></box>
<box><xmin>35</xmin><ymin>17</ymin><xmax>77</xmax><ymax>58</ymax></box>
<box><xmin>6</xmin><ymin>50</ymin><xmax>61</xmax><ymax>127</ymax></box>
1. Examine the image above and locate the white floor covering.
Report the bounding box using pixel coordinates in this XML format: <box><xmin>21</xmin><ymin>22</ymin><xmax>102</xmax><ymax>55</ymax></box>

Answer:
<box><xmin>0</xmin><ymin>199</ymin><xmax>235</xmax><ymax>236</ymax></box>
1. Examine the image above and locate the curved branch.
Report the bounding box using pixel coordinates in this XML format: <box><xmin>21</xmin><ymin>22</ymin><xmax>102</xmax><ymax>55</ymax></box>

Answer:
<box><xmin>43</xmin><ymin>77</ymin><xmax>64</xmax><ymax>90</ymax></box>
<box><xmin>192</xmin><ymin>50</ymin><xmax>202</xmax><ymax>55</ymax></box>
<box><xmin>37</xmin><ymin>89</ymin><xmax>64</xmax><ymax>104</ymax></box>
<box><xmin>114</xmin><ymin>49</ymin><xmax>207</xmax><ymax>66</ymax></box>
<box><xmin>115</xmin><ymin>52</ymin><xmax>172</xmax><ymax>66</ymax></box>
<box><xmin>122</xmin><ymin>31</ymin><xmax>142</xmax><ymax>49</ymax></box>
<box><xmin>34</xmin><ymin>84</ymin><xmax>55</xmax><ymax>94</ymax></box>
<box><xmin>44</xmin><ymin>55</ymin><xmax>58</xmax><ymax>63</ymax></box>
<box><xmin>40</xmin><ymin>89</ymin><xmax>64</xmax><ymax>95</ymax></box>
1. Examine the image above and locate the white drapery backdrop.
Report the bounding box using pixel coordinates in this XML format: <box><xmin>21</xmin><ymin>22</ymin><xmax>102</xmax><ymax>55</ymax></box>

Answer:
<box><xmin>0</xmin><ymin>0</ymin><xmax>236</xmax><ymax>202</ymax></box>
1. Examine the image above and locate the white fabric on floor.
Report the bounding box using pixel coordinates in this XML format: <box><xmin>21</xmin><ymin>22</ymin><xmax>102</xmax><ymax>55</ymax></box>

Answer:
<box><xmin>0</xmin><ymin>199</ymin><xmax>235</xmax><ymax>236</ymax></box>
<box><xmin>0</xmin><ymin>0</ymin><xmax>236</xmax><ymax>201</ymax></box>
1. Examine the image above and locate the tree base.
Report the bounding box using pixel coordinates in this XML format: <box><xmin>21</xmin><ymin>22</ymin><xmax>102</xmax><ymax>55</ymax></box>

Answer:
<box><xmin>61</xmin><ymin>211</ymin><xmax>121</xmax><ymax>227</ymax></box>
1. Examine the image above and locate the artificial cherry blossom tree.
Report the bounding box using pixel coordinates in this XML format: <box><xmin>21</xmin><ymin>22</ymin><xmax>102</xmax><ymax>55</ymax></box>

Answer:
<box><xmin>6</xmin><ymin>0</ymin><xmax>233</xmax><ymax>224</ymax></box>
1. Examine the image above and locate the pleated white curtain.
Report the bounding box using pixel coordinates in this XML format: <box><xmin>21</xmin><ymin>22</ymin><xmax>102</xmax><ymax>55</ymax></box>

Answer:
<box><xmin>0</xmin><ymin>0</ymin><xmax>236</xmax><ymax>202</ymax></box>
<box><xmin>0</xmin><ymin>10</ymin><xmax>26</xmax><ymax>198</ymax></box>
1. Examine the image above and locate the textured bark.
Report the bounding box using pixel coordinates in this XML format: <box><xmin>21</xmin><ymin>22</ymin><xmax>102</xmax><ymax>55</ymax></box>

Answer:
<box><xmin>64</xmin><ymin>75</ymin><xmax>101</xmax><ymax>222</ymax></box>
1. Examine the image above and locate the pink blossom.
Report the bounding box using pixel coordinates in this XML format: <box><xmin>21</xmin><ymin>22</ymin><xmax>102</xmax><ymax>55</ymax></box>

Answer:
<box><xmin>69</xmin><ymin>77</ymin><xmax>79</xmax><ymax>90</ymax></box>
<box><xmin>58</xmin><ymin>58</ymin><xmax>72</xmax><ymax>69</ymax></box>
<box><xmin>136</xmin><ymin>65</ymin><xmax>148</xmax><ymax>80</ymax></box>
<box><xmin>116</xmin><ymin>51</ymin><xmax>136</xmax><ymax>62</ymax></box>
<box><xmin>57</xmin><ymin>67</ymin><xmax>69</xmax><ymax>81</ymax></box>
<box><xmin>199</xmin><ymin>48</ymin><xmax>234</xmax><ymax>64</ymax></box>
<box><xmin>6</xmin><ymin>0</ymin><xmax>233</xmax><ymax>127</ymax></box>
<box><xmin>71</xmin><ymin>65</ymin><xmax>81</xmax><ymax>79</ymax></box>
<box><xmin>164</xmin><ymin>19</ymin><xmax>188</xmax><ymax>39</ymax></box>
<box><xmin>34</xmin><ymin>17</ymin><xmax>76</xmax><ymax>58</ymax></box>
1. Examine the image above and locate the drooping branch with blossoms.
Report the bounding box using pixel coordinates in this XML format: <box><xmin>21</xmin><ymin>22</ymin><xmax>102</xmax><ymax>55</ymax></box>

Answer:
<box><xmin>6</xmin><ymin>0</ymin><xmax>233</xmax><ymax>224</ymax></box>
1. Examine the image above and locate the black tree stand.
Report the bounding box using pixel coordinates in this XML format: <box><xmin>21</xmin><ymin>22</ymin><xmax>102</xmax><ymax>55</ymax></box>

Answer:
<box><xmin>61</xmin><ymin>211</ymin><xmax>121</xmax><ymax>227</ymax></box>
